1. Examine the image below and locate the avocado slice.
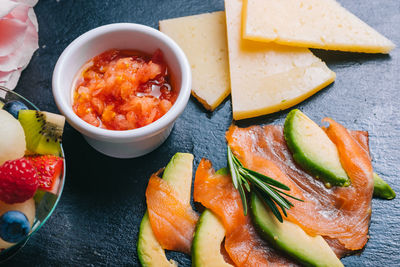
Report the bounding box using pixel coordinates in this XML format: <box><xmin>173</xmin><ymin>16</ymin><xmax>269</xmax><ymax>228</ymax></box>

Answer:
<box><xmin>373</xmin><ymin>173</ymin><xmax>396</xmax><ymax>199</ymax></box>
<box><xmin>192</xmin><ymin>209</ymin><xmax>233</xmax><ymax>267</ymax></box>
<box><xmin>251</xmin><ymin>193</ymin><xmax>343</xmax><ymax>267</ymax></box>
<box><xmin>137</xmin><ymin>153</ymin><xmax>194</xmax><ymax>267</ymax></box>
<box><xmin>284</xmin><ymin>109</ymin><xmax>350</xmax><ymax>187</ymax></box>
<box><xmin>192</xmin><ymin>168</ymin><xmax>233</xmax><ymax>267</ymax></box>
<box><xmin>137</xmin><ymin>212</ymin><xmax>177</xmax><ymax>267</ymax></box>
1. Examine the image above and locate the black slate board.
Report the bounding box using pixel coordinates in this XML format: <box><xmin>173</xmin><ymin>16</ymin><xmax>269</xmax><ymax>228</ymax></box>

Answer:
<box><xmin>3</xmin><ymin>0</ymin><xmax>400</xmax><ymax>266</ymax></box>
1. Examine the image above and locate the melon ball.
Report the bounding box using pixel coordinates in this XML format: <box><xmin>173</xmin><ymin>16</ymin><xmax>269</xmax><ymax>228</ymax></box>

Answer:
<box><xmin>0</xmin><ymin>198</ymin><xmax>35</xmax><ymax>249</ymax></box>
<box><xmin>0</xmin><ymin>110</ymin><xmax>26</xmax><ymax>165</ymax></box>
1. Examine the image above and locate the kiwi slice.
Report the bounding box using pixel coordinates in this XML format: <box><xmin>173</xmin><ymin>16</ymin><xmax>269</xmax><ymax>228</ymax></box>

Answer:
<box><xmin>18</xmin><ymin>110</ymin><xmax>65</xmax><ymax>155</ymax></box>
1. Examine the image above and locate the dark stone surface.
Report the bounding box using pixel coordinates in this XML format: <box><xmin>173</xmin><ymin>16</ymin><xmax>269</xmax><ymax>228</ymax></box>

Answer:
<box><xmin>3</xmin><ymin>0</ymin><xmax>399</xmax><ymax>266</ymax></box>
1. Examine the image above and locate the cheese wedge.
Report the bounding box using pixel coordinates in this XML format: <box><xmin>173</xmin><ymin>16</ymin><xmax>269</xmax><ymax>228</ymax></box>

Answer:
<box><xmin>160</xmin><ymin>12</ymin><xmax>230</xmax><ymax>111</ymax></box>
<box><xmin>225</xmin><ymin>0</ymin><xmax>336</xmax><ymax>120</ymax></box>
<box><xmin>243</xmin><ymin>0</ymin><xmax>395</xmax><ymax>53</ymax></box>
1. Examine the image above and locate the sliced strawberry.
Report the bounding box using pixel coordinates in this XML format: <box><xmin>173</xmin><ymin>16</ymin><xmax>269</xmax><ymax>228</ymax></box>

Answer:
<box><xmin>26</xmin><ymin>155</ymin><xmax>63</xmax><ymax>195</ymax></box>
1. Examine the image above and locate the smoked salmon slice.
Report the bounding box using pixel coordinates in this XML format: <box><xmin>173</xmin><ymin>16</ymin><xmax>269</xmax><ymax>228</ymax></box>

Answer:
<box><xmin>146</xmin><ymin>173</ymin><xmax>199</xmax><ymax>254</ymax></box>
<box><xmin>194</xmin><ymin>159</ymin><xmax>298</xmax><ymax>266</ymax></box>
<box><xmin>226</xmin><ymin>121</ymin><xmax>374</xmax><ymax>253</ymax></box>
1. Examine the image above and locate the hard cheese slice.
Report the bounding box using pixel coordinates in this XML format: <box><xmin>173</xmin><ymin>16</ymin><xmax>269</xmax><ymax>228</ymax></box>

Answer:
<box><xmin>160</xmin><ymin>12</ymin><xmax>230</xmax><ymax>111</ymax></box>
<box><xmin>225</xmin><ymin>0</ymin><xmax>336</xmax><ymax>120</ymax></box>
<box><xmin>243</xmin><ymin>0</ymin><xmax>395</xmax><ymax>53</ymax></box>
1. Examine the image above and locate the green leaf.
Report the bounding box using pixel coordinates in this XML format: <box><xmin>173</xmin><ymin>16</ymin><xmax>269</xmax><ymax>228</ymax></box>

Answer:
<box><xmin>227</xmin><ymin>147</ymin><xmax>240</xmax><ymax>189</ymax></box>
<box><xmin>279</xmin><ymin>202</ymin><xmax>288</xmax><ymax>217</ymax></box>
<box><xmin>242</xmin><ymin>177</ymin><xmax>251</xmax><ymax>192</ymax></box>
<box><xmin>273</xmin><ymin>187</ymin><xmax>304</xmax><ymax>202</ymax></box>
<box><xmin>231</xmin><ymin>152</ymin><xmax>243</xmax><ymax>167</ymax></box>
<box><xmin>256</xmin><ymin>189</ymin><xmax>283</xmax><ymax>223</ymax></box>
<box><xmin>238</xmin><ymin>182</ymin><xmax>248</xmax><ymax>215</ymax></box>
<box><xmin>243</xmin><ymin>167</ymin><xmax>290</xmax><ymax>190</ymax></box>
<box><xmin>243</xmin><ymin>170</ymin><xmax>291</xmax><ymax>210</ymax></box>
<box><xmin>227</xmin><ymin>145</ymin><xmax>302</xmax><ymax>222</ymax></box>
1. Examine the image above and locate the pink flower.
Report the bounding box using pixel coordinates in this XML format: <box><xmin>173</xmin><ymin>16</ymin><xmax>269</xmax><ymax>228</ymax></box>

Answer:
<box><xmin>0</xmin><ymin>0</ymin><xmax>39</xmax><ymax>89</ymax></box>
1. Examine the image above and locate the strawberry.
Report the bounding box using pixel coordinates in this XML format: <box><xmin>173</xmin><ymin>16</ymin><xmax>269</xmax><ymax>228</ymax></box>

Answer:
<box><xmin>0</xmin><ymin>158</ymin><xmax>38</xmax><ymax>204</ymax></box>
<box><xmin>26</xmin><ymin>155</ymin><xmax>63</xmax><ymax>195</ymax></box>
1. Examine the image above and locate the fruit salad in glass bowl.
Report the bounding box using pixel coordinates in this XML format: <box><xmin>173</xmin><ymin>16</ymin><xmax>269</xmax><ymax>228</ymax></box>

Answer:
<box><xmin>0</xmin><ymin>86</ymin><xmax>66</xmax><ymax>262</ymax></box>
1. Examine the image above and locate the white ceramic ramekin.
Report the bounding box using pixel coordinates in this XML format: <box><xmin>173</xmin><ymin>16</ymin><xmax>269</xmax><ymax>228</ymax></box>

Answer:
<box><xmin>52</xmin><ymin>23</ymin><xmax>191</xmax><ymax>158</ymax></box>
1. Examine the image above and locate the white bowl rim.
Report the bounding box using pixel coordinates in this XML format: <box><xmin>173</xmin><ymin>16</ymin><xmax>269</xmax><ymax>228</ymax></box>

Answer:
<box><xmin>52</xmin><ymin>23</ymin><xmax>191</xmax><ymax>141</ymax></box>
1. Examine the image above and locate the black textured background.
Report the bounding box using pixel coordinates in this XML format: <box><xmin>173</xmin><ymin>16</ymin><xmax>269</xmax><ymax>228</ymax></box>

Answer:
<box><xmin>3</xmin><ymin>0</ymin><xmax>400</xmax><ymax>266</ymax></box>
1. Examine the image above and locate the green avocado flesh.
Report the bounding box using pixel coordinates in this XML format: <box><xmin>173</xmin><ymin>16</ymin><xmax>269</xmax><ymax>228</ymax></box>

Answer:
<box><xmin>137</xmin><ymin>153</ymin><xmax>194</xmax><ymax>267</ymax></box>
<box><xmin>192</xmin><ymin>168</ymin><xmax>233</xmax><ymax>267</ymax></box>
<box><xmin>215</xmin><ymin>167</ymin><xmax>229</xmax><ymax>176</ymax></box>
<box><xmin>373</xmin><ymin>173</ymin><xmax>396</xmax><ymax>199</ymax></box>
<box><xmin>251</xmin><ymin>193</ymin><xmax>343</xmax><ymax>267</ymax></box>
<box><xmin>284</xmin><ymin>109</ymin><xmax>350</xmax><ymax>187</ymax></box>
<box><xmin>192</xmin><ymin>210</ymin><xmax>233</xmax><ymax>267</ymax></box>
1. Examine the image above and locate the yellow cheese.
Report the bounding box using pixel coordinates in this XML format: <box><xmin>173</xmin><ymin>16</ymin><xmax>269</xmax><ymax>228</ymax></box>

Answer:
<box><xmin>225</xmin><ymin>0</ymin><xmax>336</xmax><ymax>120</ymax></box>
<box><xmin>243</xmin><ymin>0</ymin><xmax>395</xmax><ymax>53</ymax></box>
<box><xmin>160</xmin><ymin>12</ymin><xmax>230</xmax><ymax>111</ymax></box>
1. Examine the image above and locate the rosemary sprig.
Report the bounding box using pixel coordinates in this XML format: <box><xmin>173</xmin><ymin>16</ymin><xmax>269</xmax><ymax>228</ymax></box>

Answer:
<box><xmin>227</xmin><ymin>146</ymin><xmax>303</xmax><ymax>222</ymax></box>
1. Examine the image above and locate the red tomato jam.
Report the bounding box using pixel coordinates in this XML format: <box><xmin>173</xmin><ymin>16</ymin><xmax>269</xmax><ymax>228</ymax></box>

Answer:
<box><xmin>72</xmin><ymin>49</ymin><xmax>177</xmax><ymax>130</ymax></box>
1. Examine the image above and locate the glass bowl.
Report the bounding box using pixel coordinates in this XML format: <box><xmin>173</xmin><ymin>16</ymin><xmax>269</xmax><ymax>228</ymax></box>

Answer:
<box><xmin>0</xmin><ymin>86</ymin><xmax>66</xmax><ymax>262</ymax></box>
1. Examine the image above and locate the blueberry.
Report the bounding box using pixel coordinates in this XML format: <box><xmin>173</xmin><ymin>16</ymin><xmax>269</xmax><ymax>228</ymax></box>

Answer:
<box><xmin>0</xmin><ymin>211</ymin><xmax>31</xmax><ymax>243</ymax></box>
<box><xmin>3</xmin><ymin>100</ymin><xmax>28</xmax><ymax>119</ymax></box>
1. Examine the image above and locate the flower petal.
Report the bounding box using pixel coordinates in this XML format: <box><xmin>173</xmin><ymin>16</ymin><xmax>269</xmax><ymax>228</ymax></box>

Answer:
<box><xmin>0</xmin><ymin>0</ymin><xmax>38</xmax><ymax>89</ymax></box>
<box><xmin>0</xmin><ymin>18</ymin><xmax>27</xmax><ymax>56</ymax></box>
<box><xmin>13</xmin><ymin>0</ymin><xmax>39</xmax><ymax>7</ymax></box>
<box><xmin>0</xmin><ymin>1</ymin><xmax>19</xmax><ymax>18</ymax></box>
<box><xmin>0</xmin><ymin>9</ymin><xmax>38</xmax><ymax>72</ymax></box>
